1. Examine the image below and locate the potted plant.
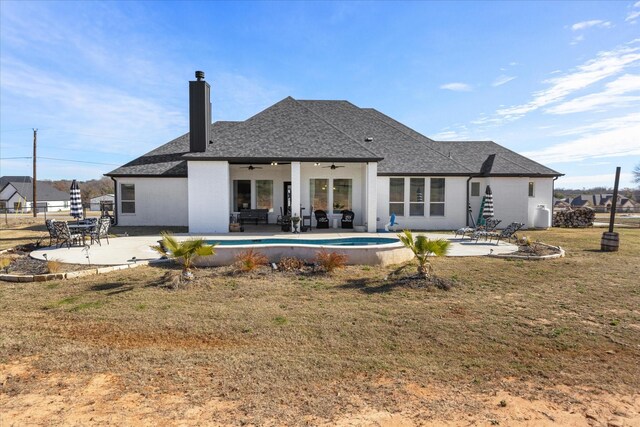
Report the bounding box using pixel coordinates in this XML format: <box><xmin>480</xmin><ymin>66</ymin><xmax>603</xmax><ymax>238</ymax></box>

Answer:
<box><xmin>291</xmin><ymin>215</ymin><xmax>301</xmax><ymax>233</ymax></box>
<box><xmin>281</xmin><ymin>215</ymin><xmax>291</xmax><ymax>232</ymax></box>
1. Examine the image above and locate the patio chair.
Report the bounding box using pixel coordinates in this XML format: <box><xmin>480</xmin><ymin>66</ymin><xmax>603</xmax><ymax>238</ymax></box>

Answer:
<box><xmin>53</xmin><ymin>221</ymin><xmax>83</xmax><ymax>249</ymax></box>
<box><xmin>473</xmin><ymin>221</ymin><xmax>523</xmax><ymax>244</ymax></box>
<box><xmin>492</xmin><ymin>222</ymin><xmax>525</xmax><ymax>244</ymax></box>
<box><xmin>45</xmin><ymin>219</ymin><xmax>58</xmax><ymax>246</ymax></box>
<box><xmin>276</xmin><ymin>207</ymin><xmax>284</xmax><ymax>225</ymax></box>
<box><xmin>89</xmin><ymin>217</ymin><xmax>111</xmax><ymax>246</ymax></box>
<box><xmin>341</xmin><ymin>209</ymin><xmax>354</xmax><ymax>229</ymax></box>
<box><xmin>462</xmin><ymin>218</ymin><xmax>502</xmax><ymax>240</ymax></box>
<box><xmin>314</xmin><ymin>210</ymin><xmax>330</xmax><ymax>229</ymax></box>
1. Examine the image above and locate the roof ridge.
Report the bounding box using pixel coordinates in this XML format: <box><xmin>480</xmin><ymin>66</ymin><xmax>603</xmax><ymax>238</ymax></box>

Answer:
<box><xmin>361</xmin><ymin>109</ymin><xmax>475</xmax><ymax>173</ymax></box>
<box><xmin>436</xmin><ymin>140</ymin><xmax>561</xmax><ymax>176</ymax></box>
<box><xmin>291</xmin><ymin>98</ymin><xmax>382</xmax><ymax>160</ymax></box>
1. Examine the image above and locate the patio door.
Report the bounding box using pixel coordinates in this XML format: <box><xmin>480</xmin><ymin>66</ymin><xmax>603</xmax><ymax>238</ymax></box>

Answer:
<box><xmin>283</xmin><ymin>181</ymin><xmax>291</xmax><ymax>215</ymax></box>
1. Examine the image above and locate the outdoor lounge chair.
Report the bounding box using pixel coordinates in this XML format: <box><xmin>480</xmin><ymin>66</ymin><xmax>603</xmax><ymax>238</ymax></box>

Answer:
<box><xmin>492</xmin><ymin>222</ymin><xmax>525</xmax><ymax>244</ymax></box>
<box><xmin>474</xmin><ymin>221</ymin><xmax>524</xmax><ymax>244</ymax></box>
<box><xmin>314</xmin><ymin>210</ymin><xmax>329</xmax><ymax>229</ymax></box>
<box><xmin>341</xmin><ymin>210</ymin><xmax>354</xmax><ymax>229</ymax></box>
<box><xmin>53</xmin><ymin>221</ymin><xmax>83</xmax><ymax>248</ymax></box>
<box><xmin>45</xmin><ymin>219</ymin><xmax>58</xmax><ymax>246</ymax></box>
<box><xmin>89</xmin><ymin>217</ymin><xmax>111</xmax><ymax>246</ymax></box>
<box><xmin>458</xmin><ymin>218</ymin><xmax>502</xmax><ymax>240</ymax></box>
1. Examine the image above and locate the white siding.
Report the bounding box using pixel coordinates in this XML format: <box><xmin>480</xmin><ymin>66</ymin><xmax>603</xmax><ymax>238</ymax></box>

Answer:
<box><xmin>486</xmin><ymin>177</ymin><xmax>555</xmax><ymax>228</ymax></box>
<box><xmin>376</xmin><ymin>176</ymin><xmax>467</xmax><ymax>230</ymax></box>
<box><xmin>188</xmin><ymin>161</ymin><xmax>229</xmax><ymax>233</ymax></box>
<box><xmin>115</xmin><ymin>177</ymin><xmax>188</xmax><ymax>226</ymax></box>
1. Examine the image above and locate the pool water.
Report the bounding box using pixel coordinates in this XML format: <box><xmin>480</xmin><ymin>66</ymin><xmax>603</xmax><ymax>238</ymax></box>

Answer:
<box><xmin>204</xmin><ymin>237</ymin><xmax>399</xmax><ymax>247</ymax></box>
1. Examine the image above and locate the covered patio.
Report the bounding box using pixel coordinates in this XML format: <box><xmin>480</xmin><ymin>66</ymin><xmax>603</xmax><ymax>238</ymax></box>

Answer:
<box><xmin>188</xmin><ymin>160</ymin><xmax>378</xmax><ymax>234</ymax></box>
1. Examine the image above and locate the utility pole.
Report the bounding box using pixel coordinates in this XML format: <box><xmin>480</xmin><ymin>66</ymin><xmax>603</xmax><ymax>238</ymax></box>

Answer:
<box><xmin>32</xmin><ymin>129</ymin><xmax>37</xmax><ymax>217</ymax></box>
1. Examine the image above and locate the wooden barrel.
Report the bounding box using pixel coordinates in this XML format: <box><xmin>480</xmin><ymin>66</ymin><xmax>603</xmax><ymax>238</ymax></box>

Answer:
<box><xmin>601</xmin><ymin>232</ymin><xmax>620</xmax><ymax>252</ymax></box>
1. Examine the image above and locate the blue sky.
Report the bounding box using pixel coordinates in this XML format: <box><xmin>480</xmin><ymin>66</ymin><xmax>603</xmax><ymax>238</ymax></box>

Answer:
<box><xmin>1</xmin><ymin>1</ymin><xmax>639</xmax><ymax>188</ymax></box>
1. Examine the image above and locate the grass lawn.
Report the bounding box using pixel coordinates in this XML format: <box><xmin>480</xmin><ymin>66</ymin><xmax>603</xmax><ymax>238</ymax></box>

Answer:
<box><xmin>1</xmin><ymin>226</ymin><xmax>639</xmax><ymax>425</ymax></box>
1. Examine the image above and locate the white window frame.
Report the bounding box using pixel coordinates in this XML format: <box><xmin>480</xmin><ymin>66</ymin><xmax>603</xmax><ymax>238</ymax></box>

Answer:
<box><xmin>389</xmin><ymin>177</ymin><xmax>405</xmax><ymax>217</ymax></box>
<box><xmin>120</xmin><ymin>183</ymin><xmax>135</xmax><ymax>215</ymax></box>
<box><xmin>471</xmin><ymin>182</ymin><xmax>480</xmax><ymax>197</ymax></box>
<box><xmin>429</xmin><ymin>178</ymin><xmax>445</xmax><ymax>217</ymax></box>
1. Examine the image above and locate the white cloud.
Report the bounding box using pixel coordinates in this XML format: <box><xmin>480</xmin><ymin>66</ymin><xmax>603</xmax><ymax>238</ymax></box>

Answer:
<box><xmin>431</xmin><ymin>130</ymin><xmax>469</xmax><ymax>140</ymax></box>
<box><xmin>521</xmin><ymin>120</ymin><xmax>640</xmax><ymax>164</ymax></box>
<box><xmin>552</xmin><ymin>112</ymin><xmax>640</xmax><ymax>136</ymax></box>
<box><xmin>492</xmin><ymin>75</ymin><xmax>516</xmax><ymax>87</ymax></box>
<box><xmin>496</xmin><ymin>44</ymin><xmax>640</xmax><ymax>120</ymax></box>
<box><xmin>440</xmin><ymin>82</ymin><xmax>472</xmax><ymax>92</ymax></box>
<box><xmin>570</xmin><ymin>34</ymin><xmax>585</xmax><ymax>45</ymax></box>
<box><xmin>546</xmin><ymin>74</ymin><xmax>640</xmax><ymax>114</ymax></box>
<box><xmin>571</xmin><ymin>20</ymin><xmax>611</xmax><ymax>31</ymax></box>
<box><xmin>627</xmin><ymin>10</ymin><xmax>640</xmax><ymax>22</ymax></box>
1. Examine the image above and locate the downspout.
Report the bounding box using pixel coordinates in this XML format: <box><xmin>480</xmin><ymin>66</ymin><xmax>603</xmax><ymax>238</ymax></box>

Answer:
<box><xmin>552</xmin><ymin>176</ymin><xmax>559</xmax><ymax>226</ymax></box>
<box><xmin>466</xmin><ymin>176</ymin><xmax>473</xmax><ymax>227</ymax></box>
<box><xmin>110</xmin><ymin>177</ymin><xmax>118</xmax><ymax>226</ymax></box>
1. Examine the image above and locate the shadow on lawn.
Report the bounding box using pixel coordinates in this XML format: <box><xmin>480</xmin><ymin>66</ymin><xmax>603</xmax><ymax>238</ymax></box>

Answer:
<box><xmin>89</xmin><ymin>282</ymin><xmax>134</xmax><ymax>295</ymax></box>
<box><xmin>338</xmin><ymin>277</ymin><xmax>405</xmax><ymax>294</ymax></box>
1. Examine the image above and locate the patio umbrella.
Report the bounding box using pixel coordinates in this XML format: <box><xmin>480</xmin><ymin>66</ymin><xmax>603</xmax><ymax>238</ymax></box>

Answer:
<box><xmin>69</xmin><ymin>179</ymin><xmax>83</xmax><ymax>219</ymax></box>
<box><xmin>481</xmin><ymin>185</ymin><xmax>494</xmax><ymax>222</ymax></box>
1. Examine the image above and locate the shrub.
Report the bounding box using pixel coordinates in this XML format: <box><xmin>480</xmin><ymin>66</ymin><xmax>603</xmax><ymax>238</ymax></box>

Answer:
<box><xmin>0</xmin><ymin>257</ymin><xmax>11</xmax><ymax>272</ymax></box>
<box><xmin>46</xmin><ymin>259</ymin><xmax>63</xmax><ymax>273</ymax></box>
<box><xmin>315</xmin><ymin>251</ymin><xmax>348</xmax><ymax>273</ymax></box>
<box><xmin>398</xmin><ymin>230</ymin><xmax>450</xmax><ymax>279</ymax></box>
<box><xmin>277</xmin><ymin>257</ymin><xmax>305</xmax><ymax>272</ymax></box>
<box><xmin>235</xmin><ymin>249</ymin><xmax>268</xmax><ymax>272</ymax></box>
<box><xmin>151</xmin><ymin>232</ymin><xmax>216</xmax><ymax>276</ymax></box>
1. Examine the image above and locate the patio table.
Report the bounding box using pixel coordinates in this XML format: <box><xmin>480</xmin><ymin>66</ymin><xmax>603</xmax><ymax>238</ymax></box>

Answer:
<box><xmin>67</xmin><ymin>223</ymin><xmax>96</xmax><ymax>244</ymax></box>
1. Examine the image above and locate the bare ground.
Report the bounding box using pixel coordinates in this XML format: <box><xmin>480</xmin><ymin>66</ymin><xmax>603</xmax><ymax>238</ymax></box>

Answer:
<box><xmin>1</xmin><ymin>226</ymin><xmax>639</xmax><ymax>425</ymax></box>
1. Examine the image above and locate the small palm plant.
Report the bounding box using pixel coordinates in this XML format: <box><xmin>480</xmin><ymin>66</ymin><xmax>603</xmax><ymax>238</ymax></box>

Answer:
<box><xmin>152</xmin><ymin>232</ymin><xmax>216</xmax><ymax>279</ymax></box>
<box><xmin>398</xmin><ymin>230</ymin><xmax>450</xmax><ymax>279</ymax></box>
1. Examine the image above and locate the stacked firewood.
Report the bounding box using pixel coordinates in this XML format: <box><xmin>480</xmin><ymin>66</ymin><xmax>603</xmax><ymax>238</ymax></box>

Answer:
<box><xmin>553</xmin><ymin>207</ymin><xmax>595</xmax><ymax>228</ymax></box>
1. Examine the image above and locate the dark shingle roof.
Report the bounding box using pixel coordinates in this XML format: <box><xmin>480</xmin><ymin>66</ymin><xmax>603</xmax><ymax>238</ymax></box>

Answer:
<box><xmin>107</xmin><ymin>97</ymin><xmax>562</xmax><ymax>177</ymax></box>
<box><xmin>183</xmin><ymin>97</ymin><xmax>381</xmax><ymax>162</ymax></box>
<box><xmin>0</xmin><ymin>176</ymin><xmax>31</xmax><ymax>188</ymax></box>
<box><xmin>1</xmin><ymin>180</ymin><xmax>70</xmax><ymax>202</ymax></box>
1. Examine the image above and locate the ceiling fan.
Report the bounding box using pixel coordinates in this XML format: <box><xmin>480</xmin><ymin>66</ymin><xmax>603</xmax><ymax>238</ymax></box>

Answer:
<box><xmin>322</xmin><ymin>163</ymin><xmax>345</xmax><ymax>170</ymax></box>
<box><xmin>240</xmin><ymin>164</ymin><xmax>262</xmax><ymax>170</ymax></box>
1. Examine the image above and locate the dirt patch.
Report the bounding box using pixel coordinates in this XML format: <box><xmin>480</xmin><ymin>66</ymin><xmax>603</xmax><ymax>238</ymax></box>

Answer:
<box><xmin>2</xmin><ymin>362</ymin><xmax>638</xmax><ymax>426</ymax></box>
<box><xmin>54</xmin><ymin>321</ymin><xmax>245</xmax><ymax>350</ymax></box>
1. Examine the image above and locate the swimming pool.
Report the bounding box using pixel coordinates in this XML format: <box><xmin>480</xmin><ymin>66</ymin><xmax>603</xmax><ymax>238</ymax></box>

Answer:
<box><xmin>204</xmin><ymin>237</ymin><xmax>399</xmax><ymax>247</ymax></box>
<box><xmin>193</xmin><ymin>236</ymin><xmax>411</xmax><ymax>267</ymax></box>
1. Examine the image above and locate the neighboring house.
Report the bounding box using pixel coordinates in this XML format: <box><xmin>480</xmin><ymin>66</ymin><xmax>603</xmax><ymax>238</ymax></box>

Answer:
<box><xmin>0</xmin><ymin>176</ymin><xmax>70</xmax><ymax>213</ymax></box>
<box><xmin>569</xmin><ymin>194</ymin><xmax>637</xmax><ymax>212</ymax></box>
<box><xmin>89</xmin><ymin>194</ymin><xmax>115</xmax><ymax>211</ymax></box>
<box><xmin>106</xmin><ymin>71</ymin><xmax>562</xmax><ymax>233</ymax></box>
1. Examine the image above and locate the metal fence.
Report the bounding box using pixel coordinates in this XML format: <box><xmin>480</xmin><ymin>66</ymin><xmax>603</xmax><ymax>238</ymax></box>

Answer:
<box><xmin>1</xmin><ymin>202</ymin><xmax>114</xmax><ymax>224</ymax></box>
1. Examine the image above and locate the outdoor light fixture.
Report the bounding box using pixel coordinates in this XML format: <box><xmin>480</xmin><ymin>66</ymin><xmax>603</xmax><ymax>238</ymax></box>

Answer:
<box><xmin>314</xmin><ymin>162</ymin><xmax>320</xmax><ymax>166</ymax></box>
<box><xmin>271</xmin><ymin>161</ymin><xmax>278</xmax><ymax>166</ymax></box>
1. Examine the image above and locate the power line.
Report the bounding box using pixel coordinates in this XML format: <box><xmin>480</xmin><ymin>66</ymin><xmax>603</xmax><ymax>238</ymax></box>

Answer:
<box><xmin>0</xmin><ymin>156</ymin><xmax>120</xmax><ymax>166</ymax></box>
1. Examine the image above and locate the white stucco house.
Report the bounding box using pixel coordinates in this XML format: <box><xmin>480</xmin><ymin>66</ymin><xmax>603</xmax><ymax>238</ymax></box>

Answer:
<box><xmin>106</xmin><ymin>71</ymin><xmax>562</xmax><ymax>233</ymax></box>
<box><xmin>0</xmin><ymin>176</ymin><xmax>70</xmax><ymax>213</ymax></box>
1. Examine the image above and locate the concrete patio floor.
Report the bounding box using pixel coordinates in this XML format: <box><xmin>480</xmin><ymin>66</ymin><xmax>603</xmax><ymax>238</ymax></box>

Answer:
<box><xmin>30</xmin><ymin>232</ymin><xmax>518</xmax><ymax>266</ymax></box>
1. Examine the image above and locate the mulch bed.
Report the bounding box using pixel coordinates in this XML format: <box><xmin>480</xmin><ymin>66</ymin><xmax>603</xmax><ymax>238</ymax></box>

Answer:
<box><xmin>512</xmin><ymin>243</ymin><xmax>562</xmax><ymax>257</ymax></box>
<box><xmin>1</xmin><ymin>246</ymin><xmax>96</xmax><ymax>276</ymax></box>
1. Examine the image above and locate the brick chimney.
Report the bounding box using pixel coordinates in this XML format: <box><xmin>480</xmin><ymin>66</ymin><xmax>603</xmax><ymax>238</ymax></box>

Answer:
<box><xmin>189</xmin><ymin>70</ymin><xmax>211</xmax><ymax>152</ymax></box>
